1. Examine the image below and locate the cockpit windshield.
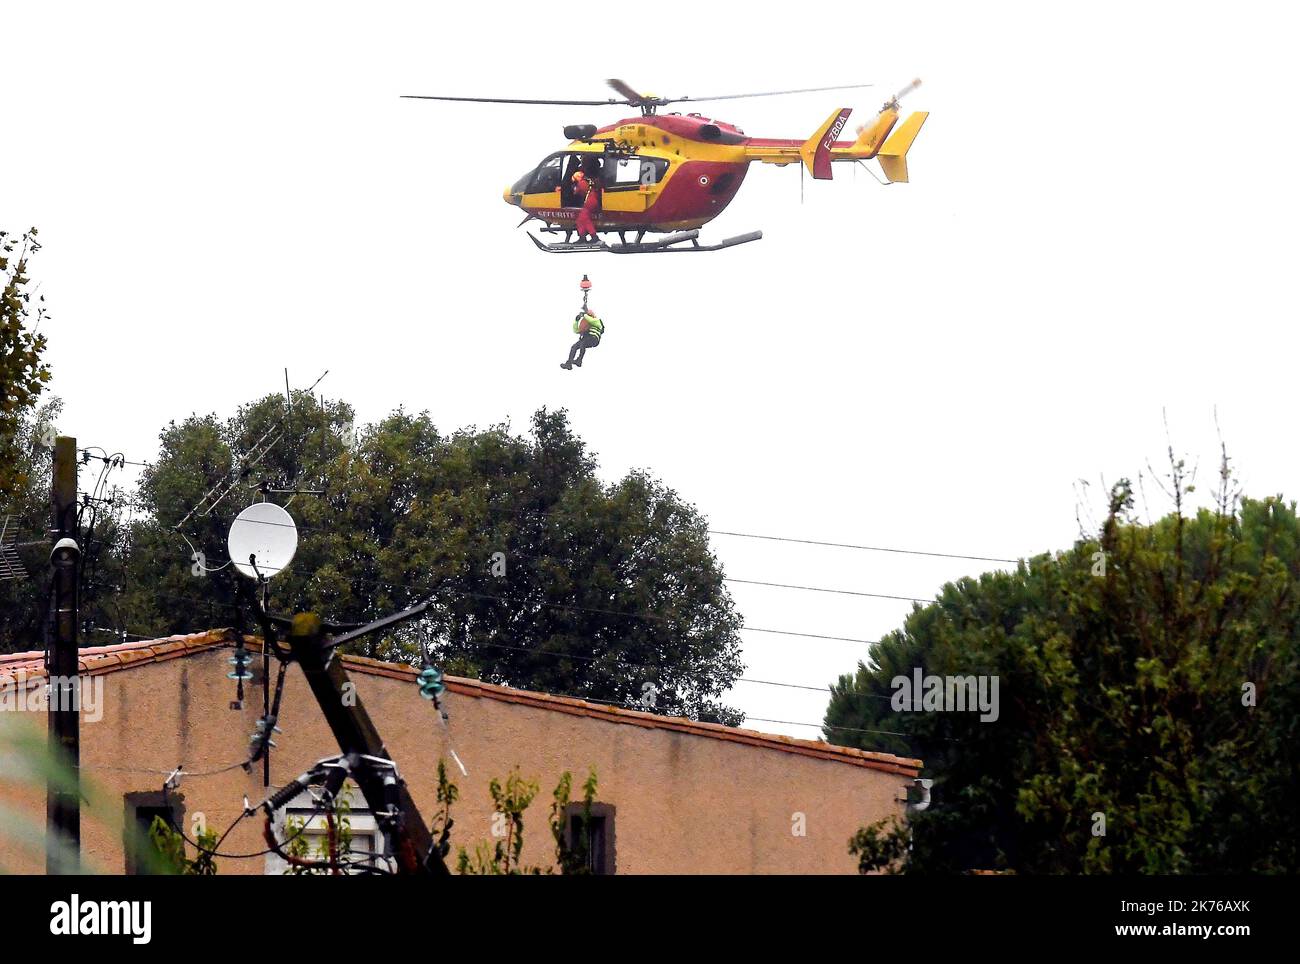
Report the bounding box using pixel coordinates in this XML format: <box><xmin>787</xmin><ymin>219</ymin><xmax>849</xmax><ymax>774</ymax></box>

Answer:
<box><xmin>514</xmin><ymin>155</ymin><xmax>564</xmax><ymax>195</ymax></box>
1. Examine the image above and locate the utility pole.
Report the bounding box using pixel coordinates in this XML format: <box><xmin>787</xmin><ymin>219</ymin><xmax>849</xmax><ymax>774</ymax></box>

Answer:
<box><xmin>47</xmin><ymin>435</ymin><xmax>80</xmax><ymax>874</ymax></box>
<box><xmin>284</xmin><ymin>613</ymin><xmax>446</xmax><ymax>874</ymax></box>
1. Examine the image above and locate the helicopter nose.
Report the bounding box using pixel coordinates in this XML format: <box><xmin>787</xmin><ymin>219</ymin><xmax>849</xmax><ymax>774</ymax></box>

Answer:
<box><xmin>503</xmin><ymin>186</ymin><xmax>519</xmax><ymax>206</ymax></box>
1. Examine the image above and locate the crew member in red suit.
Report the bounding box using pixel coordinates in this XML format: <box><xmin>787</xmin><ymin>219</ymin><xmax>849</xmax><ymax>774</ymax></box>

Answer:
<box><xmin>572</xmin><ymin>159</ymin><xmax>602</xmax><ymax>241</ymax></box>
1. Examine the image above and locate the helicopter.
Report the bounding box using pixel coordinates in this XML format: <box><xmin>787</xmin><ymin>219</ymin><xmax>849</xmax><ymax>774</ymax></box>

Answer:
<box><xmin>403</xmin><ymin>78</ymin><xmax>928</xmax><ymax>254</ymax></box>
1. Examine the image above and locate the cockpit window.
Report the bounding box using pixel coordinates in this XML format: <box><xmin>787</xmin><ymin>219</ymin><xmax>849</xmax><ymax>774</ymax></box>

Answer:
<box><xmin>513</xmin><ymin>154</ymin><xmax>567</xmax><ymax>195</ymax></box>
<box><xmin>527</xmin><ymin>155</ymin><xmax>564</xmax><ymax>194</ymax></box>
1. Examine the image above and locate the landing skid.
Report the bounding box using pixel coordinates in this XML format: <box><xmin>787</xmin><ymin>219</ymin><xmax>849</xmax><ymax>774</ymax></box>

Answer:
<box><xmin>528</xmin><ymin>228</ymin><xmax>763</xmax><ymax>254</ymax></box>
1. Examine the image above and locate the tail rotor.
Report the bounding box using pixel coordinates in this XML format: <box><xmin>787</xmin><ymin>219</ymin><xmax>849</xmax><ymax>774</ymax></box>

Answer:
<box><xmin>882</xmin><ymin>78</ymin><xmax>922</xmax><ymax>113</ymax></box>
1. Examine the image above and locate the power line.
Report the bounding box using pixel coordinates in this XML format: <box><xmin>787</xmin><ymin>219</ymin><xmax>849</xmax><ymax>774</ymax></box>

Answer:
<box><xmin>129</xmin><ymin>486</ymin><xmax>1028</xmax><ymax>574</ymax></box>
<box><xmin>71</xmin><ymin>603</ymin><xmax>891</xmax><ymax>706</ymax></box>
<box><xmin>275</xmin><ymin>566</ymin><xmax>910</xmax><ymax>643</ymax></box>
<box><xmin>533</xmin><ymin>690</ymin><xmax>929</xmax><ymax>742</ymax></box>
<box><xmin>139</xmin><ymin>509</ymin><xmax>956</xmax><ymax>600</ymax></box>
<box><xmin>78</xmin><ymin>447</ymin><xmax>150</xmax><ymax>468</ymax></box>
<box><xmin>444</xmin><ymin>636</ymin><xmax>892</xmax><ymax>702</ymax></box>
<box><xmin>110</xmin><ymin>522</ymin><xmax>918</xmax><ymax>636</ymax></box>
<box><xmin>418</xmin><ymin>501</ymin><xmax>1020</xmax><ymax>567</ymax></box>
<box><xmin>129</xmin><ymin>516</ymin><xmax>939</xmax><ymax>612</ymax></box>
<box><xmin>740</xmin><ymin>626</ymin><xmax>877</xmax><ymax>645</ymax></box>
<box><xmin>726</xmin><ymin>578</ymin><xmax>932</xmax><ymax>604</ymax></box>
<box><xmin>98</xmin><ymin>566</ymin><xmax>884</xmax><ymax>649</ymax></box>
<box><xmin>73</xmin><ymin>486</ymin><xmax>1006</xmax><ymax>668</ymax></box>
<box><xmin>707</xmin><ymin>528</ymin><xmax>1019</xmax><ymax>564</ymax></box>
<box><xmin>745</xmin><ymin>716</ymin><xmax>913</xmax><ymax>739</ymax></box>
<box><xmin>83</xmin><ymin>626</ymin><xmax>156</xmax><ymax>642</ymax></box>
<box><xmin>472</xmin><ymin>503</ymin><xmax>1021</xmax><ymax>566</ymax></box>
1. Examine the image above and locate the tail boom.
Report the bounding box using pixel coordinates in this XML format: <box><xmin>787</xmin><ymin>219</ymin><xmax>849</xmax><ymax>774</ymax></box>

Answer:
<box><xmin>743</xmin><ymin>108</ymin><xmax>928</xmax><ymax>182</ymax></box>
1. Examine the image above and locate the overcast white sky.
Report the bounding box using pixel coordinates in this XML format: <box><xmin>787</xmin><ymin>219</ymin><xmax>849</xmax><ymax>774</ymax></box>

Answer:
<box><xmin>6</xmin><ymin>1</ymin><xmax>1299</xmax><ymax>740</ymax></box>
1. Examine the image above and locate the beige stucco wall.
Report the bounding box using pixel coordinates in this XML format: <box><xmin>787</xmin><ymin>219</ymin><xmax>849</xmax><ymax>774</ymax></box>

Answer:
<box><xmin>1</xmin><ymin>645</ymin><xmax>913</xmax><ymax>874</ymax></box>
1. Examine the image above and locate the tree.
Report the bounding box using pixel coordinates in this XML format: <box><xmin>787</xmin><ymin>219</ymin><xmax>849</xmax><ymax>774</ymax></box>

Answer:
<box><xmin>282</xmin><ymin>793</ymin><xmax>354</xmax><ymax>875</ymax></box>
<box><xmin>549</xmin><ymin>766</ymin><xmax>600</xmax><ymax>875</ymax></box>
<box><xmin>0</xmin><ymin>398</ymin><xmax>63</xmax><ymax>651</ymax></box>
<box><xmin>457</xmin><ymin>768</ymin><xmax>540</xmax><ymax>874</ymax></box>
<box><xmin>111</xmin><ymin>390</ymin><xmax>349</xmax><ymax>649</ymax></box>
<box><xmin>147</xmin><ymin>816</ymin><xmax>219</xmax><ymax>875</ymax></box>
<box><xmin>0</xmin><ymin>392</ymin><xmax>135</xmax><ymax>654</ymax></box>
<box><xmin>454</xmin><ymin>766</ymin><xmax>601</xmax><ymax>875</ymax></box>
<box><xmin>0</xmin><ymin>228</ymin><xmax>52</xmax><ymax>501</ymax></box>
<box><xmin>833</xmin><ymin>454</ymin><xmax>1300</xmax><ymax>874</ymax></box>
<box><xmin>114</xmin><ymin>394</ymin><xmax>744</xmax><ymax>723</ymax></box>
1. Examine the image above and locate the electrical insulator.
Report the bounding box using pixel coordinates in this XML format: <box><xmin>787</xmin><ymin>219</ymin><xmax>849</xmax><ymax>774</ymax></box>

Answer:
<box><xmin>228</xmin><ymin>649</ymin><xmax>253</xmax><ymax>681</ymax></box>
<box><xmin>249</xmin><ymin>715</ymin><xmax>281</xmax><ymax>750</ymax></box>
<box><xmin>418</xmin><ymin>664</ymin><xmax>445</xmax><ymax>701</ymax></box>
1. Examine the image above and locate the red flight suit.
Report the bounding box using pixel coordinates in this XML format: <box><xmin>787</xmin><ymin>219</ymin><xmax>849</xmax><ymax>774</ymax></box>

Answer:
<box><xmin>572</xmin><ymin>170</ymin><xmax>600</xmax><ymax>240</ymax></box>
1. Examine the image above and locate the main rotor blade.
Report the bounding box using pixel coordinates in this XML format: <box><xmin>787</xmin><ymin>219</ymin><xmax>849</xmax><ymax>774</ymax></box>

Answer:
<box><xmin>659</xmin><ymin>83</ymin><xmax>876</xmax><ymax>105</ymax></box>
<box><xmin>401</xmin><ymin>94</ymin><xmax>625</xmax><ymax>106</ymax></box>
<box><xmin>606</xmin><ymin>78</ymin><xmax>645</xmax><ymax>104</ymax></box>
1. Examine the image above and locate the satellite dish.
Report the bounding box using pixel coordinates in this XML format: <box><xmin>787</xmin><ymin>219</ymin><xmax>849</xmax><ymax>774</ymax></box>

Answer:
<box><xmin>228</xmin><ymin>502</ymin><xmax>298</xmax><ymax>580</ymax></box>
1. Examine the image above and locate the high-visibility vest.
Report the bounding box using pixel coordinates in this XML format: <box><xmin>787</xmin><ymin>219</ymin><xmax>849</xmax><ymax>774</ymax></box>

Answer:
<box><xmin>575</xmin><ymin>313</ymin><xmax>604</xmax><ymax>338</ymax></box>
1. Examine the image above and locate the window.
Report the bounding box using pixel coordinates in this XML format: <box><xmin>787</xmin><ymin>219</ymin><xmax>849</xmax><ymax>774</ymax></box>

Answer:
<box><xmin>564</xmin><ymin>802</ymin><xmax>615</xmax><ymax>875</ymax></box>
<box><xmin>605</xmin><ymin>156</ymin><xmax>668</xmax><ymax>190</ymax></box>
<box><xmin>527</xmin><ymin>155</ymin><xmax>563</xmax><ymax>194</ymax></box>
<box><xmin>124</xmin><ymin>791</ymin><xmax>182</xmax><ymax>875</ymax></box>
<box><xmin>263</xmin><ymin>785</ymin><xmax>391</xmax><ymax>875</ymax></box>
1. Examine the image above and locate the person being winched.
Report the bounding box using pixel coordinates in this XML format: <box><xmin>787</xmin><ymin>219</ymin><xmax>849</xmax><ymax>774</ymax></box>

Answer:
<box><xmin>561</xmin><ymin>308</ymin><xmax>604</xmax><ymax>370</ymax></box>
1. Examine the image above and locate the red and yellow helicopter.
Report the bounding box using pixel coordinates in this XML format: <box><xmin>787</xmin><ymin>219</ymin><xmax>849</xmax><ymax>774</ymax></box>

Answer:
<box><xmin>403</xmin><ymin>79</ymin><xmax>927</xmax><ymax>254</ymax></box>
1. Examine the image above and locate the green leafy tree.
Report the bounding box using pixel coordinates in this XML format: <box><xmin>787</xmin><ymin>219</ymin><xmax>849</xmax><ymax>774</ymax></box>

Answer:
<box><xmin>147</xmin><ymin>816</ymin><xmax>218</xmax><ymax>875</ymax></box>
<box><xmin>0</xmin><ymin>229</ymin><xmax>59</xmax><ymax>653</ymax></box>
<box><xmin>457</xmin><ymin>768</ymin><xmax>540</xmax><ymax>875</ymax></box>
<box><xmin>0</xmin><ymin>228</ymin><xmax>52</xmax><ymax>501</ymax></box>
<box><xmin>0</xmin><ymin>394</ymin><xmax>135</xmax><ymax>653</ymax></box>
<box><xmin>0</xmin><ymin>398</ymin><xmax>59</xmax><ymax>651</ymax></box>
<box><xmin>282</xmin><ymin>793</ymin><xmax>354</xmax><ymax>874</ymax></box>
<box><xmin>116</xmin><ymin>396</ymin><xmax>743</xmax><ymax>722</ymax></box>
<box><xmin>280</xmin><ymin>816</ymin><xmax>316</xmax><ymax>875</ymax></box>
<box><xmin>451</xmin><ymin>765</ymin><xmax>600</xmax><ymax>875</ymax></box>
<box><xmin>834</xmin><ymin>453</ymin><xmax>1300</xmax><ymax>874</ymax></box>
<box><xmin>551</xmin><ymin>766</ymin><xmax>599</xmax><ymax>875</ymax></box>
<box><xmin>430</xmin><ymin>759</ymin><xmax>459</xmax><ymax>863</ymax></box>
<box><xmin>848</xmin><ymin>817</ymin><xmax>910</xmax><ymax>875</ymax></box>
<box><xmin>107</xmin><ymin>391</ymin><xmax>345</xmax><ymax>648</ymax></box>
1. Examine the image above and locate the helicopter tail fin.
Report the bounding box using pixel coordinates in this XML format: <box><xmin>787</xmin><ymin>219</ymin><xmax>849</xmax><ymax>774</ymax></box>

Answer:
<box><xmin>799</xmin><ymin>107</ymin><xmax>853</xmax><ymax>180</ymax></box>
<box><xmin>876</xmin><ymin>111</ymin><xmax>929</xmax><ymax>183</ymax></box>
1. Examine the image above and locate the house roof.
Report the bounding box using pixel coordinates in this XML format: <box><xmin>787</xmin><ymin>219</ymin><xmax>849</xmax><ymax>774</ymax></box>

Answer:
<box><xmin>0</xmin><ymin>631</ymin><xmax>923</xmax><ymax>777</ymax></box>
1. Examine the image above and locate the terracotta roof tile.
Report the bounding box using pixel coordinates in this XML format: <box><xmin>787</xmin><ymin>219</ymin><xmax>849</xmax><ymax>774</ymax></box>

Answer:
<box><xmin>0</xmin><ymin>632</ymin><xmax>923</xmax><ymax>777</ymax></box>
<box><xmin>0</xmin><ymin>631</ymin><xmax>235</xmax><ymax>682</ymax></box>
